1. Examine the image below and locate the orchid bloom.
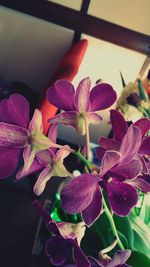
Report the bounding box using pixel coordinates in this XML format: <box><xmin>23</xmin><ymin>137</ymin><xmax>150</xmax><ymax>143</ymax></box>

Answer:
<box><xmin>98</xmin><ymin>125</ymin><xmax>150</xmax><ymax>216</ymax></box>
<box><xmin>47</xmin><ymin>78</ymin><xmax>117</xmax><ymax>135</ymax></box>
<box><xmin>89</xmin><ymin>250</ymin><xmax>131</xmax><ymax>267</ymax></box>
<box><xmin>33</xmin><ymin>200</ymin><xmax>90</xmax><ymax>267</ymax></box>
<box><xmin>97</xmin><ymin>109</ymin><xmax>150</xmax><ymax>174</ymax></box>
<box><xmin>0</xmin><ymin>94</ymin><xmax>53</xmax><ymax>179</ymax></box>
<box><xmin>17</xmin><ymin>125</ymin><xmax>71</xmax><ymax>196</ymax></box>
<box><xmin>61</xmin><ymin>153</ymin><xmax>120</xmax><ymax>227</ymax></box>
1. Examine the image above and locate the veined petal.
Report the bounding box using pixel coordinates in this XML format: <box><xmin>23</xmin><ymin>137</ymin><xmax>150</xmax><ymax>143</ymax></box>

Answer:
<box><xmin>0</xmin><ymin>147</ymin><xmax>21</xmax><ymax>179</ymax></box>
<box><xmin>47</xmin><ymin>79</ymin><xmax>75</xmax><ymax>111</ymax></box>
<box><xmin>137</xmin><ymin>154</ymin><xmax>148</xmax><ymax>174</ymax></box>
<box><xmin>100</xmin><ymin>151</ymin><xmax>121</xmax><ymax>177</ymax></box>
<box><xmin>99</xmin><ymin>137</ymin><xmax>120</xmax><ymax>151</ymax></box>
<box><xmin>0</xmin><ymin>94</ymin><xmax>30</xmax><ymax>128</ymax></box>
<box><xmin>54</xmin><ymin>145</ymin><xmax>70</xmax><ymax>161</ymax></box>
<box><xmin>87</xmin><ymin>112</ymin><xmax>103</xmax><ymax>125</ymax></box>
<box><xmin>33</xmin><ymin>166</ymin><xmax>54</xmax><ymax>196</ymax></box>
<box><xmin>36</xmin><ymin>149</ymin><xmax>54</xmax><ymax>166</ymax></box>
<box><xmin>48</xmin><ymin>124</ymin><xmax>58</xmax><ymax>143</ymax></box>
<box><xmin>61</xmin><ymin>174</ymin><xmax>99</xmax><ymax>214</ymax></box>
<box><xmin>45</xmin><ymin>236</ymin><xmax>69</xmax><ymax>266</ymax></box>
<box><xmin>120</xmin><ymin>126</ymin><xmax>142</xmax><ymax>162</ymax></box>
<box><xmin>139</xmin><ymin>136</ymin><xmax>150</xmax><ymax>155</ymax></box>
<box><xmin>22</xmin><ymin>145</ymin><xmax>36</xmax><ymax>173</ymax></box>
<box><xmin>29</xmin><ymin>109</ymin><xmax>43</xmax><ymax>133</ymax></box>
<box><xmin>90</xmin><ymin>83</ymin><xmax>117</xmax><ymax>111</ymax></box>
<box><xmin>82</xmin><ymin>186</ymin><xmax>102</xmax><ymax>226</ymax></box>
<box><xmin>74</xmin><ymin>77</ymin><xmax>91</xmax><ymax>113</ymax></box>
<box><xmin>110</xmin><ymin>159</ymin><xmax>142</xmax><ymax>181</ymax></box>
<box><xmin>110</xmin><ymin>110</ymin><xmax>128</xmax><ymax>142</ymax></box>
<box><xmin>16</xmin><ymin>158</ymin><xmax>43</xmax><ymax>180</ymax></box>
<box><xmin>0</xmin><ymin>122</ymin><xmax>29</xmax><ymax>148</ymax></box>
<box><xmin>127</xmin><ymin>177</ymin><xmax>150</xmax><ymax>193</ymax></box>
<box><xmin>107</xmin><ymin>250</ymin><xmax>131</xmax><ymax>267</ymax></box>
<box><xmin>133</xmin><ymin>118</ymin><xmax>150</xmax><ymax>138</ymax></box>
<box><xmin>107</xmin><ymin>181</ymin><xmax>138</xmax><ymax>216</ymax></box>
<box><xmin>49</xmin><ymin>111</ymin><xmax>77</xmax><ymax>129</ymax></box>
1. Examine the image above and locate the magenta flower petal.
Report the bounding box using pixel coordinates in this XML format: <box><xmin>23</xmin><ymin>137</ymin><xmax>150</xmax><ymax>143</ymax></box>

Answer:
<box><xmin>47</xmin><ymin>80</ymin><xmax>75</xmax><ymax>111</ymax></box>
<box><xmin>87</xmin><ymin>112</ymin><xmax>103</xmax><ymax>124</ymax></box>
<box><xmin>61</xmin><ymin>174</ymin><xmax>99</xmax><ymax>214</ymax></box>
<box><xmin>54</xmin><ymin>145</ymin><xmax>70</xmax><ymax>161</ymax></box>
<box><xmin>49</xmin><ymin>111</ymin><xmax>77</xmax><ymax>129</ymax></box>
<box><xmin>100</xmin><ymin>151</ymin><xmax>121</xmax><ymax>177</ymax></box>
<box><xmin>120</xmin><ymin>126</ymin><xmax>142</xmax><ymax>162</ymax></box>
<box><xmin>110</xmin><ymin>159</ymin><xmax>142</xmax><ymax>181</ymax></box>
<box><xmin>99</xmin><ymin>137</ymin><xmax>120</xmax><ymax>151</ymax></box>
<box><xmin>137</xmin><ymin>154</ymin><xmax>149</xmax><ymax>174</ymax></box>
<box><xmin>0</xmin><ymin>147</ymin><xmax>21</xmax><ymax>179</ymax></box>
<box><xmin>74</xmin><ymin>77</ymin><xmax>91</xmax><ymax>113</ymax></box>
<box><xmin>110</xmin><ymin>110</ymin><xmax>128</xmax><ymax>142</ymax></box>
<box><xmin>128</xmin><ymin>177</ymin><xmax>150</xmax><ymax>193</ymax></box>
<box><xmin>36</xmin><ymin>149</ymin><xmax>54</xmax><ymax>166</ymax></box>
<box><xmin>139</xmin><ymin>136</ymin><xmax>150</xmax><ymax>155</ymax></box>
<box><xmin>107</xmin><ymin>250</ymin><xmax>131</xmax><ymax>267</ymax></box>
<box><xmin>0</xmin><ymin>122</ymin><xmax>29</xmax><ymax>148</ymax></box>
<box><xmin>107</xmin><ymin>181</ymin><xmax>138</xmax><ymax>216</ymax></box>
<box><xmin>33</xmin><ymin>167</ymin><xmax>53</xmax><ymax>196</ymax></box>
<box><xmin>45</xmin><ymin>236</ymin><xmax>69</xmax><ymax>265</ymax></box>
<box><xmin>71</xmin><ymin>239</ymin><xmax>91</xmax><ymax>267</ymax></box>
<box><xmin>48</xmin><ymin>124</ymin><xmax>58</xmax><ymax>143</ymax></box>
<box><xmin>90</xmin><ymin>83</ymin><xmax>117</xmax><ymax>111</ymax></box>
<box><xmin>16</xmin><ymin>158</ymin><xmax>43</xmax><ymax>180</ymax></box>
<box><xmin>0</xmin><ymin>94</ymin><xmax>29</xmax><ymax>128</ymax></box>
<box><xmin>133</xmin><ymin>118</ymin><xmax>150</xmax><ymax>138</ymax></box>
<box><xmin>82</xmin><ymin>186</ymin><xmax>102</xmax><ymax>226</ymax></box>
<box><xmin>96</xmin><ymin>147</ymin><xmax>106</xmax><ymax>160</ymax></box>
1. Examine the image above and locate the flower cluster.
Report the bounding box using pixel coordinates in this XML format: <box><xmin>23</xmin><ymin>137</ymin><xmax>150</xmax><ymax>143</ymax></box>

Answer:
<box><xmin>1</xmin><ymin>76</ymin><xmax>150</xmax><ymax>267</ymax></box>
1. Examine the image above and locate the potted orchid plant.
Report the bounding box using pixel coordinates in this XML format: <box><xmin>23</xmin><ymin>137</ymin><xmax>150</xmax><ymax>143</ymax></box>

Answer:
<box><xmin>0</xmin><ymin>75</ymin><xmax>150</xmax><ymax>267</ymax></box>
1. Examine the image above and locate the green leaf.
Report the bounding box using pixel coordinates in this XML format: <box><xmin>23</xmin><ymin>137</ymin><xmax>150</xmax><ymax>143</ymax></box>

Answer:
<box><xmin>120</xmin><ymin>71</ymin><xmax>126</xmax><ymax>87</ymax></box>
<box><xmin>113</xmin><ymin>215</ymin><xmax>134</xmax><ymax>248</ymax></box>
<box><xmin>127</xmin><ymin>251</ymin><xmax>150</xmax><ymax>267</ymax></box>
<box><xmin>129</xmin><ymin>213</ymin><xmax>150</xmax><ymax>258</ymax></box>
<box><xmin>138</xmin><ymin>79</ymin><xmax>148</xmax><ymax>102</ymax></box>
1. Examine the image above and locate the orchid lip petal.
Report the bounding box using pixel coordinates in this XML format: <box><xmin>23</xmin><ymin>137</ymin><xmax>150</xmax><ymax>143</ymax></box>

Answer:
<box><xmin>0</xmin><ymin>122</ymin><xmax>29</xmax><ymax>148</ymax></box>
<box><xmin>107</xmin><ymin>181</ymin><xmax>138</xmax><ymax>216</ymax></box>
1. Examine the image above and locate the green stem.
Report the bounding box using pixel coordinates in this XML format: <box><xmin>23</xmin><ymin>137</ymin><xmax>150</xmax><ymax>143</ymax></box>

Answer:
<box><xmin>83</xmin><ymin>115</ymin><xmax>90</xmax><ymax>160</ymax></box>
<box><xmin>102</xmin><ymin>195</ymin><xmax>125</xmax><ymax>250</ymax></box>
<box><xmin>74</xmin><ymin>150</ymin><xmax>92</xmax><ymax>171</ymax></box>
<box><xmin>139</xmin><ymin>194</ymin><xmax>145</xmax><ymax>216</ymax></box>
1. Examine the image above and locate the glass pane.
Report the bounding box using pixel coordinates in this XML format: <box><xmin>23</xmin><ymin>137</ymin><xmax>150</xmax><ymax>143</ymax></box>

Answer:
<box><xmin>88</xmin><ymin>0</ymin><xmax>150</xmax><ymax>35</ymax></box>
<box><xmin>47</xmin><ymin>0</ymin><xmax>82</xmax><ymax>11</ymax></box>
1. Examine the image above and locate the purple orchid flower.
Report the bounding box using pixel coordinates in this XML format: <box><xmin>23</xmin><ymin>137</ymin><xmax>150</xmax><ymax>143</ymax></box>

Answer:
<box><xmin>97</xmin><ymin>110</ymin><xmax>150</xmax><ymax>195</ymax></box>
<box><xmin>0</xmin><ymin>94</ymin><xmax>54</xmax><ymax>179</ymax></box>
<box><xmin>47</xmin><ymin>78</ymin><xmax>117</xmax><ymax>135</ymax></box>
<box><xmin>89</xmin><ymin>250</ymin><xmax>131</xmax><ymax>267</ymax></box>
<box><xmin>16</xmin><ymin>124</ymin><xmax>71</xmax><ymax>196</ymax></box>
<box><xmin>33</xmin><ymin>200</ymin><xmax>90</xmax><ymax>267</ymax></box>
<box><xmin>61</xmin><ymin>151</ymin><xmax>120</xmax><ymax>227</ymax></box>
<box><xmin>98</xmin><ymin>124</ymin><xmax>150</xmax><ymax>216</ymax></box>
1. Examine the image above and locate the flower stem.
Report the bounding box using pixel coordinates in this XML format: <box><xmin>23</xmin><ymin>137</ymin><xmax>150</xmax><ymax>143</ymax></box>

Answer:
<box><xmin>102</xmin><ymin>195</ymin><xmax>125</xmax><ymax>250</ymax></box>
<box><xmin>74</xmin><ymin>150</ymin><xmax>92</xmax><ymax>171</ymax></box>
<box><xmin>83</xmin><ymin>115</ymin><xmax>90</xmax><ymax>160</ymax></box>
